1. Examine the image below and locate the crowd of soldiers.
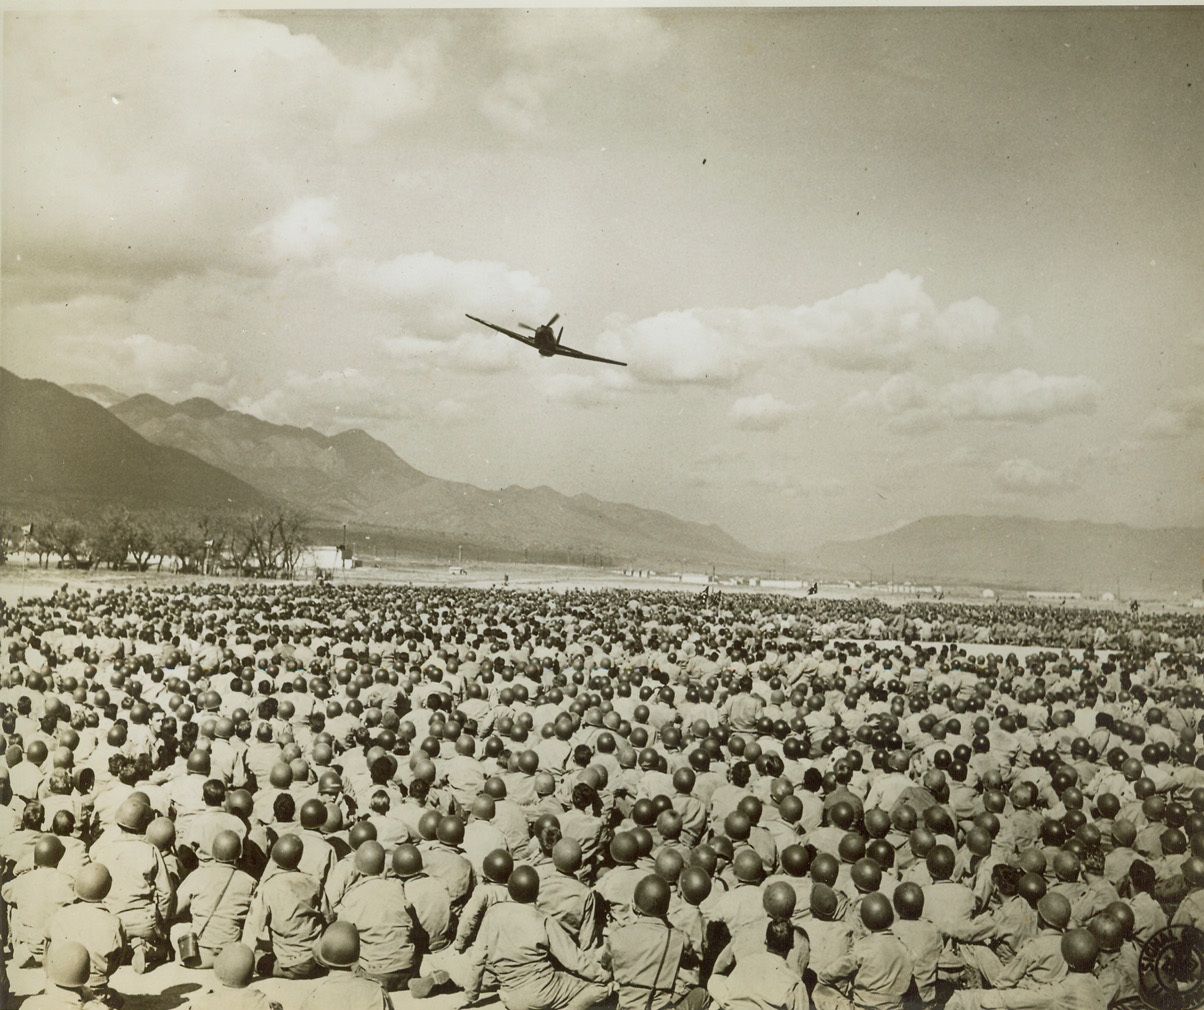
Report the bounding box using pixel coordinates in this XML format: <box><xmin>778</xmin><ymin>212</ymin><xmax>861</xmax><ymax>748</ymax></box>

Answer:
<box><xmin>3</xmin><ymin>580</ymin><xmax>1204</xmax><ymax>1010</ymax></box>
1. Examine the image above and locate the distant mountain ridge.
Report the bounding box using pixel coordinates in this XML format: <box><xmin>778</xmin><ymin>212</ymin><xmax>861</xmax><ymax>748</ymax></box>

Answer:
<box><xmin>813</xmin><ymin>515</ymin><xmax>1203</xmax><ymax>594</ymax></box>
<box><xmin>106</xmin><ymin>391</ymin><xmax>756</xmax><ymax>565</ymax></box>
<box><xmin>0</xmin><ymin>370</ymin><xmax>268</xmax><ymax>511</ymax></box>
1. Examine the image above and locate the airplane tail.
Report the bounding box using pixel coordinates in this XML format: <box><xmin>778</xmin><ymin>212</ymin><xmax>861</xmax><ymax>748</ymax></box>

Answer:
<box><xmin>556</xmin><ymin>326</ymin><xmax>564</xmax><ymax>346</ymax></box>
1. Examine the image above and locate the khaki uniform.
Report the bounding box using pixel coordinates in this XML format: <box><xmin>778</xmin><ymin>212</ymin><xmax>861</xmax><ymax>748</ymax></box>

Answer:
<box><xmin>891</xmin><ymin>917</ymin><xmax>942</xmax><ymax>1004</ymax></box>
<box><xmin>175</xmin><ymin>862</ymin><xmax>257</xmax><ymax>964</ymax></box>
<box><xmin>90</xmin><ymin>832</ymin><xmax>174</xmax><ymax>943</ymax></box>
<box><xmin>242</xmin><ymin>868</ymin><xmax>325</xmax><ymax>972</ymax></box>
<box><xmin>818</xmin><ymin>931</ymin><xmax>914</xmax><ymax>1010</ymax></box>
<box><xmin>465</xmin><ymin>901</ymin><xmax>610</xmax><ymax>1010</ymax></box>
<box><xmin>994</xmin><ymin>930</ymin><xmax>1067</xmax><ymax>989</ymax></box>
<box><xmin>3</xmin><ymin>865</ymin><xmax>76</xmax><ymax>961</ymax></box>
<box><xmin>400</xmin><ymin>872</ymin><xmax>454</xmax><ymax>952</ymax></box>
<box><xmin>536</xmin><ymin>869</ymin><xmax>602</xmax><ymax>950</ymax></box>
<box><xmin>603</xmin><ymin>917</ymin><xmax>690</xmax><ymax>1010</ymax></box>
<box><xmin>708</xmin><ymin>952</ymin><xmax>808</xmax><ymax>1010</ymax></box>
<box><xmin>335</xmin><ymin>875</ymin><xmax>419</xmax><ymax>983</ymax></box>
<box><xmin>421</xmin><ymin>841</ymin><xmax>476</xmax><ymax>914</ymax></box>
<box><xmin>46</xmin><ymin>901</ymin><xmax>126</xmax><ymax>990</ymax></box>
<box><xmin>298</xmin><ymin>971</ymin><xmax>390</xmax><ymax>1010</ymax></box>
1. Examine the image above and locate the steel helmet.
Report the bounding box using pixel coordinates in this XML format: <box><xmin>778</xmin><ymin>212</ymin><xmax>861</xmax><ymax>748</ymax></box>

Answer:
<box><xmin>734</xmin><ymin>849</ymin><xmax>764</xmax><ymax>884</ymax></box>
<box><xmin>690</xmin><ymin>844</ymin><xmax>718</xmax><ymax>876</ymax></box>
<box><xmin>673</xmin><ymin>767</ymin><xmax>696</xmax><ymax>794</ymax></box>
<box><xmin>811</xmin><ymin>852</ymin><xmax>840</xmax><ymax>886</ymax></box>
<box><xmin>679</xmin><ymin>866</ymin><xmax>713</xmax><ymax>906</ymax></box>
<box><xmin>864</xmin><ymin>808</ymin><xmax>891</xmax><ymax>839</ymax></box>
<box><xmin>483</xmin><ymin>776</ymin><xmax>507</xmax><ymax>799</ymax></box>
<box><xmin>187</xmin><ymin>749</ymin><xmax>212</xmax><ymax>775</ymax></box>
<box><xmin>655</xmin><ymin>848</ymin><xmax>685</xmax><ymax>884</ymax></box>
<box><xmin>610</xmin><ymin>832</ymin><xmax>640</xmax><ymax>866</ymax></box>
<box><xmin>631</xmin><ymin>799</ymin><xmax>657</xmax><ymax>826</ymax></box>
<box><xmin>838</xmin><ymin>833</ymin><xmax>867</xmax><ymax>864</ymax></box>
<box><xmin>268</xmin><ymin>763</ymin><xmax>293</xmax><ymax>789</ymax></box>
<box><xmin>657</xmin><ymin>811</ymin><xmax>683</xmax><ymax>841</ymax></box>
<box><xmin>146</xmin><ymin>817</ymin><xmax>176</xmax><ymax>852</ymax></box>
<box><xmin>418</xmin><ymin>810</ymin><xmax>442</xmax><ymax>841</ymax></box>
<box><xmin>299</xmin><ymin>798</ymin><xmax>326</xmax><ymax>830</ymax></box>
<box><xmin>724</xmin><ymin>811</ymin><xmax>751</xmax><ymax>842</ymax></box>
<box><xmin>354</xmin><ymin>840</ymin><xmax>386</xmax><ymax>877</ymax></box>
<box><xmin>829</xmin><ymin>801</ymin><xmax>856</xmax><ymax>831</ymax></box>
<box><xmin>762</xmin><ymin>880</ymin><xmax>797</xmax><ymax>919</ymax></box>
<box><xmin>483</xmin><ymin>849</ymin><xmax>514</xmax><ymax>885</ymax></box>
<box><xmin>316</xmin><ymin>920</ymin><xmax>361</xmax><ymax>968</ymax></box>
<box><xmin>272</xmin><ymin>833</ymin><xmax>304</xmax><ymax>870</ymax></box>
<box><xmin>1037</xmin><ymin>892</ymin><xmax>1072</xmax><ymax>930</ymax></box>
<box><xmin>810</xmin><ymin>882</ymin><xmax>839</xmax><ymax>920</ymax></box>
<box><xmin>34</xmin><ymin>834</ymin><xmax>66</xmax><ymax>868</ymax></box>
<box><xmin>1053</xmin><ymin>850</ymin><xmax>1080</xmax><ymax>883</ymax></box>
<box><xmin>1060</xmin><ymin>928</ymin><xmax>1099</xmax><ymax>972</ymax></box>
<box><xmin>214</xmin><ymin>942</ymin><xmax>255</xmax><ymax>989</ymax></box>
<box><xmin>116</xmin><ymin>795</ymin><xmax>153</xmax><ymax>833</ymax></box>
<box><xmin>860</xmin><ymin>892</ymin><xmax>893</xmax><ymax>931</ymax></box>
<box><xmin>318</xmin><ymin>769</ymin><xmax>342</xmax><ymax>795</ymax></box>
<box><xmin>1017</xmin><ymin>871</ymin><xmax>1047</xmax><ymax>906</ymax></box>
<box><xmin>634</xmin><ymin>874</ymin><xmax>672</xmax><ymax>917</ymax></box>
<box><xmin>392</xmin><ymin>844</ymin><xmax>423</xmax><ymax>878</ymax></box>
<box><xmin>632</xmin><ymin>827</ymin><xmax>655</xmax><ymax>860</ymax></box>
<box><xmin>1182</xmin><ymin>855</ymin><xmax>1204</xmax><ymax>888</ymax></box>
<box><xmin>780</xmin><ymin>844</ymin><xmax>811</xmax><ymax>878</ymax></box>
<box><xmin>437</xmin><ymin>815</ymin><xmax>465</xmax><ymax>846</ymax></box>
<box><xmin>1088</xmin><ymin>913</ymin><xmax>1124</xmax><ymax>953</ymax></box>
<box><xmin>553</xmin><ymin>838</ymin><xmax>583</xmax><ymax>875</ymax></box>
<box><xmin>1096</xmin><ymin>793</ymin><xmax>1120</xmax><ymax>819</ymax></box>
<box><xmin>508</xmin><ymin>864</ymin><xmax>541</xmax><ymax>903</ymax></box>
<box><xmin>966</xmin><ymin>826</ymin><xmax>992</xmax><ymax>858</ymax></box>
<box><xmin>1111</xmin><ymin>820</ymin><xmax>1137</xmax><ymax>847</ymax></box>
<box><xmin>892</xmin><ymin>882</ymin><xmax>924</xmax><ymax>920</ymax></box>
<box><xmin>926</xmin><ymin>845</ymin><xmax>955</xmax><ymax>881</ymax></box>
<box><xmin>347</xmin><ymin>822</ymin><xmax>377</xmax><ymax>852</ymax></box>
<box><xmin>850</xmin><ymin>857</ymin><xmax>882</xmax><ymax>893</ymax></box>
<box><xmin>212</xmin><ymin>830</ymin><xmax>242</xmax><ymax>865</ymax></box>
<box><xmin>1104</xmin><ymin>900</ymin><xmax>1135</xmax><ymax>939</ymax></box>
<box><xmin>75</xmin><ymin>862</ymin><xmax>113</xmax><ymax>902</ymax></box>
<box><xmin>227</xmin><ymin>789</ymin><xmax>254</xmax><ymax>820</ymax></box>
<box><xmin>46</xmin><ymin>940</ymin><xmax>91</xmax><ymax>988</ymax></box>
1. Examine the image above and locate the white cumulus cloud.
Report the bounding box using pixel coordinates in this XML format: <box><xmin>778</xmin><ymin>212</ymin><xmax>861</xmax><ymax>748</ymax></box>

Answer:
<box><xmin>1140</xmin><ymin>386</ymin><xmax>1204</xmax><ymax>439</ymax></box>
<box><xmin>993</xmin><ymin>458</ymin><xmax>1075</xmax><ymax>495</ymax></box>
<box><xmin>730</xmin><ymin>393</ymin><xmax>797</xmax><ymax>431</ymax></box>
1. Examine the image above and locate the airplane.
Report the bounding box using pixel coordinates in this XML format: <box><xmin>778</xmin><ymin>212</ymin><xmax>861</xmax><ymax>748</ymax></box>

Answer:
<box><xmin>465</xmin><ymin>312</ymin><xmax>627</xmax><ymax>367</ymax></box>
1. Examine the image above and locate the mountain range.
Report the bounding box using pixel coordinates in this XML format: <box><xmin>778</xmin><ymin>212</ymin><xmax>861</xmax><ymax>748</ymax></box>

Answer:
<box><xmin>5</xmin><ymin>368</ymin><xmax>1200</xmax><ymax>590</ymax></box>
<box><xmin>3</xmin><ymin>369</ymin><xmax>755</xmax><ymax>566</ymax></box>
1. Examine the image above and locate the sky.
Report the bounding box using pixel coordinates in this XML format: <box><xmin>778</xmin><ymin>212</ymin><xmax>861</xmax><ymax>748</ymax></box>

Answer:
<box><xmin>3</xmin><ymin>6</ymin><xmax>1203</xmax><ymax>554</ymax></box>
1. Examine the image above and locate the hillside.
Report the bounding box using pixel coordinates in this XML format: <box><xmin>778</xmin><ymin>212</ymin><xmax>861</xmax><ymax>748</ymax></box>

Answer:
<box><xmin>0</xmin><ymin>370</ymin><xmax>269</xmax><ymax>512</ymax></box>
<box><xmin>109</xmin><ymin>393</ymin><xmax>756</xmax><ymax>565</ymax></box>
<box><xmin>813</xmin><ymin>515</ymin><xmax>1204</xmax><ymax>595</ymax></box>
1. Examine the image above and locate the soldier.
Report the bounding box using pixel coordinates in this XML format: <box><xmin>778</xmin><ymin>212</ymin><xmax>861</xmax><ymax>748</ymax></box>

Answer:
<box><xmin>464</xmin><ymin>865</ymin><xmax>610</xmax><ymax>1010</ymax></box>
<box><xmin>334</xmin><ymin>840</ymin><xmax>420</xmax><ymax>991</ymax></box>
<box><xmin>299</xmin><ymin>920</ymin><xmax>390</xmax><ymax>1010</ymax></box>
<box><xmin>22</xmin><ymin>940</ymin><xmax>108</xmax><ymax>1010</ymax></box>
<box><xmin>89</xmin><ymin>796</ymin><xmax>174</xmax><ymax>973</ymax></box>
<box><xmin>174</xmin><ymin>829</ymin><xmax>256</xmax><ymax>968</ymax></box>
<box><xmin>3</xmin><ymin>834</ymin><xmax>76</xmax><ymax>966</ymax></box>
<box><xmin>45</xmin><ymin>864</ymin><xmax>126</xmax><ymax>1007</ymax></box>
<box><xmin>535</xmin><ymin>838</ymin><xmax>603</xmax><ymax>950</ymax></box>
<box><xmin>817</xmin><ymin>893</ymin><xmax>914</xmax><ymax>1010</ymax></box>
<box><xmin>708</xmin><ymin>918</ymin><xmax>808</xmax><ymax>1010</ymax></box>
<box><xmin>242</xmin><ymin>834</ymin><xmax>326</xmax><ymax>979</ymax></box>
<box><xmin>604</xmin><ymin>875</ymin><xmax>702</xmax><ymax>1010</ymax></box>
<box><xmin>392</xmin><ymin>843</ymin><xmax>454</xmax><ymax>957</ymax></box>
<box><xmin>181</xmin><ymin>942</ymin><xmax>282</xmax><ymax>1010</ymax></box>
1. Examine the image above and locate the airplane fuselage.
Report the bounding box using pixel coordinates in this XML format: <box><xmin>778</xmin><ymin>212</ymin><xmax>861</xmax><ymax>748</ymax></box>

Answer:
<box><xmin>534</xmin><ymin>327</ymin><xmax>557</xmax><ymax>356</ymax></box>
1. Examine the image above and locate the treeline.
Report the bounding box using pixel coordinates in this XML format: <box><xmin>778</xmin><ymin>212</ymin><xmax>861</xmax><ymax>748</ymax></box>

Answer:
<box><xmin>0</xmin><ymin>504</ymin><xmax>312</xmax><ymax>578</ymax></box>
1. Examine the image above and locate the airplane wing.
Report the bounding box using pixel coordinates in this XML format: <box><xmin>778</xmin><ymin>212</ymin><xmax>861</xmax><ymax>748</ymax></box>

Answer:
<box><xmin>465</xmin><ymin>314</ymin><xmax>538</xmax><ymax>349</ymax></box>
<box><xmin>552</xmin><ymin>343</ymin><xmax>628</xmax><ymax>367</ymax></box>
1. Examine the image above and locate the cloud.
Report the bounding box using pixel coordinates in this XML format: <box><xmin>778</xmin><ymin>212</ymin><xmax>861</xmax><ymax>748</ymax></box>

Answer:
<box><xmin>254</xmin><ymin>197</ymin><xmax>344</xmax><ymax>263</ymax></box>
<box><xmin>380</xmin><ymin>333</ymin><xmax>523</xmax><ymax>374</ymax></box>
<box><xmin>481</xmin><ymin>11</ymin><xmax>671</xmax><ymax>135</ymax></box>
<box><xmin>597</xmin><ymin>311</ymin><xmax>747</xmax><ymax>386</ymax></box>
<box><xmin>730</xmin><ymin>393</ymin><xmax>797</xmax><ymax>431</ymax></box>
<box><xmin>1140</xmin><ymin>386</ymin><xmax>1204</xmax><ymax>439</ymax></box>
<box><xmin>850</xmin><ymin>368</ymin><xmax>1102</xmax><ymax>430</ymax></box>
<box><xmin>941</xmin><ymin>369</ymin><xmax>1102</xmax><ymax>421</ymax></box>
<box><xmin>237</xmin><ymin>368</ymin><xmax>408</xmax><ymax>430</ymax></box>
<box><xmin>993</xmin><ymin>458</ymin><xmax>1076</xmax><ymax>495</ymax></box>
<box><xmin>537</xmin><ymin>370</ymin><xmax>633</xmax><ymax>406</ymax></box>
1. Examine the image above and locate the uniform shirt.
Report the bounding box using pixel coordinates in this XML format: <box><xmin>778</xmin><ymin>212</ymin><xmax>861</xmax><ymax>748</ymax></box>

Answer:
<box><xmin>603</xmin><ymin>918</ymin><xmax>689</xmax><ymax>1010</ymax></box>
<box><xmin>1172</xmin><ymin>887</ymin><xmax>1204</xmax><ymax>931</ymax></box>
<box><xmin>19</xmin><ymin>987</ymin><xmax>108</xmax><ymax>1010</ymax></box>
<box><xmin>463</xmin><ymin>820</ymin><xmax>508</xmax><ymax>877</ymax></box>
<box><xmin>90</xmin><ymin>832</ymin><xmax>174</xmax><ymax>934</ymax></box>
<box><xmin>46</xmin><ymin>902</ymin><xmax>125</xmax><ymax>989</ymax></box>
<box><xmin>708</xmin><ymin>952</ymin><xmax>809</xmax><ymax>1010</ymax></box>
<box><xmin>1043</xmin><ymin>971</ymin><xmax>1107</xmax><ymax>1010</ymax></box>
<box><xmin>399</xmin><ymin>872</ymin><xmax>453</xmax><ymax>951</ymax></box>
<box><xmin>176</xmin><ymin>862</ymin><xmax>256</xmax><ymax>952</ymax></box>
<box><xmin>535</xmin><ymin>868</ymin><xmax>601</xmax><ymax>949</ymax></box>
<box><xmin>298</xmin><ymin>971</ymin><xmax>389</xmax><ymax>1010</ymax></box>
<box><xmin>456</xmin><ymin>880</ymin><xmax>510</xmax><ymax>952</ymax></box>
<box><xmin>335</xmin><ymin>875</ymin><xmax>418</xmax><ymax>975</ymax></box>
<box><xmin>598</xmin><ymin>864</ymin><xmax>647</xmax><ymax>927</ymax></box>
<box><xmin>2</xmin><ymin>866</ymin><xmax>76</xmax><ymax>952</ymax></box>
<box><xmin>242</xmin><ymin>868</ymin><xmax>324</xmax><ymax>968</ymax></box>
<box><xmin>891</xmin><ymin>917</ymin><xmax>942</xmax><ymax>1003</ymax></box>
<box><xmin>819</xmin><ymin>930</ymin><xmax>914</xmax><ymax>1010</ymax></box>
<box><xmin>420</xmin><ymin>841</ymin><xmax>475</xmax><ymax>912</ymax></box>
<box><xmin>184</xmin><ymin>987</ymin><xmax>279</xmax><ymax>1010</ymax></box>
<box><xmin>1130</xmin><ymin>891</ymin><xmax>1168</xmax><ymax>944</ymax></box>
<box><xmin>464</xmin><ymin>900</ymin><xmax>609</xmax><ymax>1004</ymax></box>
<box><xmin>995</xmin><ymin>930</ymin><xmax>1068</xmax><ymax>989</ymax></box>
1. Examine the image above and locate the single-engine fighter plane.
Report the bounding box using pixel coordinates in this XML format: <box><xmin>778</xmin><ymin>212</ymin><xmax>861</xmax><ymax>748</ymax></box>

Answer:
<box><xmin>465</xmin><ymin>313</ymin><xmax>627</xmax><ymax>367</ymax></box>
